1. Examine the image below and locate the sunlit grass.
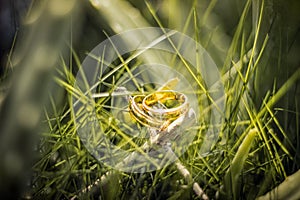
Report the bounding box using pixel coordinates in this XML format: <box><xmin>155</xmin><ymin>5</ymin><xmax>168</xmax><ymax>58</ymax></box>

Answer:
<box><xmin>1</xmin><ymin>0</ymin><xmax>299</xmax><ymax>199</ymax></box>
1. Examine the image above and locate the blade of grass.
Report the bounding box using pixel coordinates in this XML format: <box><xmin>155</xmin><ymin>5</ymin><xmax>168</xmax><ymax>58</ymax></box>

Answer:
<box><xmin>224</xmin><ymin>128</ymin><xmax>257</xmax><ymax>200</ymax></box>
<box><xmin>257</xmin><ymin>169</ymin><xmax>300</xmax><ymax>200</ymax></box>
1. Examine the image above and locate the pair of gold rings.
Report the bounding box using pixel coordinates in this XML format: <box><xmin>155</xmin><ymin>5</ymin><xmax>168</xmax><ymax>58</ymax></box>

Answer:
<box><xmin>129</xmin><ymin>90</ymin><xmax>189</xmax><ymax>131</ymax></box>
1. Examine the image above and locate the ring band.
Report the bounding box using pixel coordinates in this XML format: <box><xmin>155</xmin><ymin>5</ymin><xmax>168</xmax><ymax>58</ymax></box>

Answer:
<box><xmin>142</xmin><ymin>90</ymin><xmax>188</xmax><ymax>120</ymax></box>
<box><xmin>129</xmin><ymin>90</ymin><xmax>189</xmax><ymax>130</ymax></box>
<box><xmin>129</xmin><ymin>95</ymin><xmax>163</xmax><ymax>128</ymax></box>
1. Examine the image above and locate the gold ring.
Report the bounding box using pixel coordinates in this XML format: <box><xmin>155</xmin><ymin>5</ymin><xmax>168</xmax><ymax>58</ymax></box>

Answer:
<box><xmin>129</xmin><ymin>95</ymin><xmax>163</xmax><ymax>129</ymax></box>
<box><xmin>142</xmin><ymin>90</ymin><xmax>189</xmax><ymax>120</ymax></box>
<box><xmin>128</xmin><ymin>90</ymin><xmax>189</xmax><ymax>131</ymax></box>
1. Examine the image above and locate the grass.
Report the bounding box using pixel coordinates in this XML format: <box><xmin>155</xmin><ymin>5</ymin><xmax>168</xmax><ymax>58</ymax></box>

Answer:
<box><xmin>0</xmin><ymin>0</ymin><xmax>300</xmax><ymax>199</ymax></box>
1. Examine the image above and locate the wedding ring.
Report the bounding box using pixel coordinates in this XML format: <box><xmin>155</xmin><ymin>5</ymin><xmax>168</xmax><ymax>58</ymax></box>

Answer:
<box><xmin>129</xmin><ymin>90</ymin><xmax>189</xmax><ymax>131</ymax></box>
<box><xmin>129</xmin><ymin>95</ymin><xmax>163</xmax><ymax>128</ymax></box>
<box><xmin>142</xmin><ymin>90</ymin><xmax>189</xmax><ymax>120</ymax></box>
